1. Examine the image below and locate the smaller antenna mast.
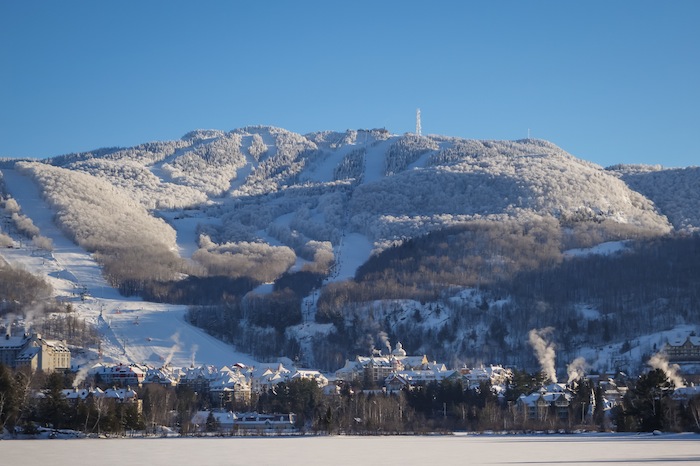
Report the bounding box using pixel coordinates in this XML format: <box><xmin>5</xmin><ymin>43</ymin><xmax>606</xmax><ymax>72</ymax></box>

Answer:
<box><xmin>416</xmin><ymin>108</ymin><xmax>422</xmax><ymax>136</ymax></box>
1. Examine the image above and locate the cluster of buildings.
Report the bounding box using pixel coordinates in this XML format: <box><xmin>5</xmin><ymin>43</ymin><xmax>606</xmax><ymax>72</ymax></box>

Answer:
<box><xmin>87</xmin><ymin>360</ymin><xmax>330</xmax><ymax>407</ymax></box>
<box><xmin>57</xmin><ymin>386</ymin><xmax>140</xmax><ymax>409</ymax></box>
<box><xmin>5</xmin><ymin>327</ymin><xmax>700</xmax><ymax>430</ymax></box>
<box><xmin>335</xmin><ymin>342</ymin><xmax>512</xmax><ymax>394</ymax></box>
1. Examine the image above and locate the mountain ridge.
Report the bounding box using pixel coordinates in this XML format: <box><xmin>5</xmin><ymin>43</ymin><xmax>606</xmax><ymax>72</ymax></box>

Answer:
<box><xmin>35</xmin><ymin>127</ymin><xmax>682</xmax><ymax>236</ymax></box>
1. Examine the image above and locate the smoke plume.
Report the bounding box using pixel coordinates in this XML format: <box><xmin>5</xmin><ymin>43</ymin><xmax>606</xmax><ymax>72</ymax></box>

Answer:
<box><xmin>162</xmin><ymin>332</ymin><xmax>181</xmax><ymax>367</ymax></box>
<box><xmin>190</xmin><ymin>344</ymin><xmax>199</xmax><ymax>368</ymax></box>
<box><xmin>378</xmin><ymin>331</ymin><xmax>391</xmax><ymax>354</ymax></box>
<box><xmin>72</xmin><ymin>364</ymin><xmax>91</xmax><ymax>388</ymax></box>
<box><xmin>4</xmin><ymin>313</ymin><xmax>15</xmax><ymax>336</ymax></box>
<box><xmin>528</xmin><ymin>327</ymin><xmax>557</xmax><ymax>383</ymax></box>
<box><xmin>566</xmin><ymin>357</ymin><xmax>588</xmax><ymax>384</ymax></box>
<box><xmin>648</xmin><ymin>352</ymin><xmax>685</xmax><ymax>388</ymax></box>
<box><xmin>23</xmin><ymin>305</ymin><xmax>43</xmax><ymax>335</ymax></box>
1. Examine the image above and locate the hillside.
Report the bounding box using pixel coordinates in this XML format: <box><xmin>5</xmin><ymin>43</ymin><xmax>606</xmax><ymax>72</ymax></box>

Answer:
<box><xmin>608</xmin><ymin>164</ymin><xmax>700</xmax><ymax>233</ymax></box>
<box><xmin>1</xmin><ymin>126</ymin><xmax>699</xmax><ymax>376</ymax></box>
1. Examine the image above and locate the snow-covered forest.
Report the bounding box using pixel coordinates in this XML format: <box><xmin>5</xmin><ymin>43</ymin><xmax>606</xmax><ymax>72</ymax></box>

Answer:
<box><xmin>1</xmin><ymin>126</ymin><xmax>699</xmax><ymax>375</ymax></box>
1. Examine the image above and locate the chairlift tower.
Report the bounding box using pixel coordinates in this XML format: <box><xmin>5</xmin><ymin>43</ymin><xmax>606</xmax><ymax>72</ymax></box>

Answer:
<box><xmin>416</xmin><ymin>108</ymin><xmax>422</xmax><ymax>136</ymax></box>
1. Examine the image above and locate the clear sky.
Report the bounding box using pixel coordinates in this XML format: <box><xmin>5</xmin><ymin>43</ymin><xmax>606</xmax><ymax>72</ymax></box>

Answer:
<box><xmin>1</xmin><ymin>1</ymin><xmax>698</xmax><ymax>167</ymax></box>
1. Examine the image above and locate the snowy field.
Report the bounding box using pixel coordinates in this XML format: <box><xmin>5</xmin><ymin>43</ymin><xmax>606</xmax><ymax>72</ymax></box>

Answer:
<box><xmin>2</xmin><ymin>433</ymin><xmax>700</xmax><ymax>466</ymax></box>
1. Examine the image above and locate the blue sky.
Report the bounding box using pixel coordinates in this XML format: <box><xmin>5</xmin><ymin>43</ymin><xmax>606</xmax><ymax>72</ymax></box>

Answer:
<box><xmin>1</xmin><ymin>1</ymin><xmax>698</xmax><ymax>167</ymax></box>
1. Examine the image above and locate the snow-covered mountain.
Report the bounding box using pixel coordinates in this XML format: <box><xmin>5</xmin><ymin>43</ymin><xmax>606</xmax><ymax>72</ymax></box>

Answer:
<box><xmin>1</xmin><ymin>126</ymin><xmax>699</xmax><ymax>374</ymax></box>
<box><xmin>24</xmin><ymin>127</ymin><xmax>678</xmax><ymax>265</ymax></box>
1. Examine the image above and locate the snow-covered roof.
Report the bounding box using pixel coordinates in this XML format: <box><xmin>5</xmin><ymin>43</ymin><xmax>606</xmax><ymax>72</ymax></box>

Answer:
<box><xmin>0</xmin><ymin>334</ymin><xmax>28</xmax><ymax>348</ymax></box>
<box><xmin>666</xmin><ymin>335</ymin><xmax>700</xmax><ymax>347</ymax></box>
<box><xmin>58</xmin><ymin>386</ymin><xmax>135</xmax><ymax>401</ymax></box>
<box><xmin>61</xmin><ymin>388</ymin><xmax>92</xmax><ymax>400</ymax></box>
<box><xmin>517</xmin><ymin>385</ymin><xmax>573</xmax><ymax>407</ymax></box>
<box><xmin>291</xmin><ymin>370</ymin><xmax>328</xmax><ymax>387</ymax></box>
<box><xmin>103</xmin><ymin>387</ymin><xmax>138</xmax><ymax>400</ymax></box>
<box><xmin>89</xmin><ymin>363</ymin><xmax>145</xmax><ymax>375</ymax></box>
<box><xmin>388</xmin><ymin>369</ymin><xmax>457</xmax><ymax>385</ymax></box>
<box><xmin>250</xmin><ymin>363</ymin><xmax>291</xmax><ymax>378</ymax></box>
<box><xmin>16</xmin><ymin>346</ymin><xmax>40</xmax><ymax>360</ymax></box>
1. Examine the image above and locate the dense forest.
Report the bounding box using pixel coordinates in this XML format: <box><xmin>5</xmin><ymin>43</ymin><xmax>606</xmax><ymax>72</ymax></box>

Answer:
<box><xmin>187</xmin><ymin>215</ymin><xmax>700</xmax><ymax>373</ymax></box>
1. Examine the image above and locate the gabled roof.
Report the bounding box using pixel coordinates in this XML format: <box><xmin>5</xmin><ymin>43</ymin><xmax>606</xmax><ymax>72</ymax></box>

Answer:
<box><xmin>102</xmin><ymin>387</ymin><xmax>138</xmax><ymax>400</ymax></box>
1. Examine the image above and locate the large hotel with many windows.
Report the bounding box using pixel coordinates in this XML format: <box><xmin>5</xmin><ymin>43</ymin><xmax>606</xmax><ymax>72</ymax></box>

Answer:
<box><xmin>0</xmin><ymin>333</ymin><xmax>71</xmax><ymax>372</ymax></box>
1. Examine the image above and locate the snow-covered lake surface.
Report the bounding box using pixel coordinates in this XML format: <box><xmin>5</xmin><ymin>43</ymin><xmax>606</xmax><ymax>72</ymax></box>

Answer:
<box><xmin>3</xmin><ymin>433</ymin><xmax>699</xmax><ymax>466</ymax></box>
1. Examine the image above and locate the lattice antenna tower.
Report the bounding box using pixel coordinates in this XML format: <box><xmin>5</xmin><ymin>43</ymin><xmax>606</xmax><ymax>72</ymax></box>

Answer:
<box><xmin>416</xmin><ymin>108</ymin><xmax>422</xmax><ymax>136</ymax></box>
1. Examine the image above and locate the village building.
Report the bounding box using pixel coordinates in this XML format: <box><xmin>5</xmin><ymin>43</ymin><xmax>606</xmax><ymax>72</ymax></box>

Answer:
<box><xmin>384</xmin><ymin>368</ymin><xmax>459</xmax><ymax>392</ymax></box>
<box><xmin>516</xmin><ymin>383</ymin><xmax>573</xmax><ymax>422</ymax></box>
<box><xmin>59</xmin><ymin>386</ymin><xmax>142</xmax><ymax>413</ymax></box>
<box><xmin>460</xmin><ymin>364</ymin><xmax>513</xmax><ymax>389</ymax></box>
<box><xmin>90</xmin><ymin>363</ymin><xmax>146</xmax><ymax>387</ymax></box>
<box><xmin>665</xmin><ymin>335</ymin><xmax>700</xmax><ymax>363</ymax></box>
<box><xmin>250</xmin><ymin>363</ymin><xmax>291</xmax><ymax>393</ymax></box>
<box><xmin>208</xmin><ymin>366</ymin><xmax>252</xmax><ymax>406</ymax></box>
<box><xmin>290</xmin><ymin>369</ymin><xmax>329</xmax><ymax>387</ymax></box>
<box><xmin>597</xmin><ymin>376</ymin><xmax>628</xmax><ymax>412</ymax></box>
<box><xmin>190</xmin><ymin>410</ymin><xmax>296</xmax><ymax>432</ymax></box>
<box><xmin>335</xmin><ymin>342</ymin><xmax>443</xmax><ymax>386</ymax></box>
<box><xmin>142</xmin><ymin>366</ymin><xmax>179</xmax><ymax>386</ymax></box>
<box><xmin>3</xmin><ymin>333</ymin><xmax>71</xmax><ymax>372</ymax></box>
<box><xmin>178</xmin><ymin>365</ymin><xmax>219</xmax><ymax>393</ymax></box>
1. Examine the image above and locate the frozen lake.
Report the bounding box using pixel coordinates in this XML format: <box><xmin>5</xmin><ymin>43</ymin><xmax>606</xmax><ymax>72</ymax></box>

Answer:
<box><xmin>3</xmin><ymin>433</ymin><xmax>700</xmax><ymax>465</ymax></box>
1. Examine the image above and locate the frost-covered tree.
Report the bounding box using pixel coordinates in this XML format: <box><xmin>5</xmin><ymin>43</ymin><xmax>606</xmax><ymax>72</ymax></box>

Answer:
<box><xmin>17</xmin><ymin>162</ymin><xmax>182</xmax><ymax>294</ymax></box>
<box><xmin>193</xmin><ymin>236</ymin><xmax>296</xmax><ymax>283</ymax></box>
<box><xmin>248</xmin><ymin>133</ymin><xmax>268</xmax><ymax>160</ymax></box>
<box><xmin>384</xmin><ymin>134</ymin><xmax>439</xmax><ymax>176</ymax></box>
<box><xmin>11</xmin><ymin>213</ymin><xmax>40</xmax><ymax>239</ymax></box>
<box><xmin>3</xmin><ymin>197</ymin><xmax>20</xmax><ymax>214</ymax></box>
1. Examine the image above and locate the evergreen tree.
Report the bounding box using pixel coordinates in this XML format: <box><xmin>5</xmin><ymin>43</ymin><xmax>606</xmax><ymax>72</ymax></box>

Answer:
<box><xmin>205</xmin><ymin>410</ymin><xmax>219</xmax><ymax>433</ymax></box>
<box><xmin>38</xmin><ymin>372</ymin><xmax>71</xmax><ymax>429</ymax></box>
<box><xmin>0</xmin><ymin>364</ymin><xmax>19</xmax><ymax>433</ymax></box>
<box><xmin>620</xmin><ymin>368</ymin><xmax>674</xmax><ymax>432</ymax></box>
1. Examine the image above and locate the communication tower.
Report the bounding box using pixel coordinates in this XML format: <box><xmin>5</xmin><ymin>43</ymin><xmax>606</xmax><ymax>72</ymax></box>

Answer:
<box><xmin>416</xmin><ymin>108</ymin><xmax>422</xmax><ymax>136</ymax></box>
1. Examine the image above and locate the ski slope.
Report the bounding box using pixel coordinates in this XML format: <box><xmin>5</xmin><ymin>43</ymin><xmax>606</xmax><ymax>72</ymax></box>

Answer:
<box><xmin>0</xmin><ymin>168</ymin><xmax>259</xmax><ymax>369</ymax></box>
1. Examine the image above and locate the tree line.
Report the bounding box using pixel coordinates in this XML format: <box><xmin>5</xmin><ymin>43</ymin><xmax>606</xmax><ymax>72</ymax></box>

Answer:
<box><xmin>2</xmin><ymin>365</ymin><xmax>698</xmax><ymax>436</ymax></box>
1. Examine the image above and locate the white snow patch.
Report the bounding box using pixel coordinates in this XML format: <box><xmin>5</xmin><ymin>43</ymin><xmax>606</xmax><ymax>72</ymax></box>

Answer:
<box><xmin>564</xmin><ymin>240</ymin><xmax>629</xmax><ymax>258</ymax></box>
<box><xmin>576</xmin><ymin>304</ymin><xmax>602</xmax><ymax>321</ymax></box>
<box><xmin>329</xmin><ymin>233</ymin><xmax>374</xmax><ymax>282</ymax></box>
<box><xmin>159</xmin><ymin>209</ymin><xmax>221</xmax><ymax>259</ymax></box>
<box><xmin>363</xmin><ymin>137</ymin><xmax>397</xmax><ymax>184</ymax></box>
